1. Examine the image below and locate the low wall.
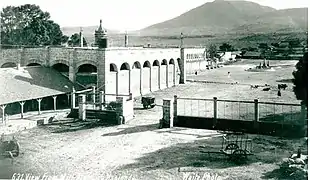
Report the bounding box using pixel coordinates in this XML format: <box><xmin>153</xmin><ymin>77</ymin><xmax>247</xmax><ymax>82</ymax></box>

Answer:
<box><xmin>123</xmin><ymin>98</ymin><xmax>134</xmax><ymax>122</ymax></box>
<box><xmin>68</xmin><ymin>109</ymin><xmax>121</xmax><ymax>125</ymax></box>
<box><xmin>175</xmin><ymin>116</ymin><xmax>305</xmax><ymax>138</ymax></box>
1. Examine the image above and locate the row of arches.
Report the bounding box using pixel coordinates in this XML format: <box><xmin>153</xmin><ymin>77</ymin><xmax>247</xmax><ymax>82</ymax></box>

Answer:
<box><xmin>1</xmin><ymin>62</ymin><xmax>41</xmax><ymax>68</ymax></box>
<box><xmin>1</xmin><ymin>59</ymin><xmax>179</xmax><ymax>97</ymax></box>
<box><xmin>108</xmin><ymin>59</ymin><xmax>177</xmax><ymax>98</ymax></box>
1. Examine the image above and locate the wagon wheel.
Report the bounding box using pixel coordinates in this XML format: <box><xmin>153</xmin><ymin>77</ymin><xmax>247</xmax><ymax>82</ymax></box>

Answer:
<box><xmin>10</xmin><ymin>141</ymin><xmax>20</xmax><ymax>157</ymax></box>
<box><xmin>225</xmin><ymin>143</ymin><xmax>239</xmax><ymax>151</ymax></box>
<box><xmin>150</xmin><ymin>104</ymin><xmax>155</xmax><ymax>108</ymax></box>
<box><xmin>143</xmin><ymin>103</ymin><xmax>148</xmax><ymax>109</ymax></box>
<box><xmin>231</xmin><ymin>149</ymin><xmax>247</xmax><ymax>163</ymax></box>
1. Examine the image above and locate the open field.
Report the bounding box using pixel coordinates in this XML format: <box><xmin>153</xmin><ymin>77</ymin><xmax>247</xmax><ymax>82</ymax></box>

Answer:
<box><xmin>0</xmin><ymin>59</ymin><xmax>307</xmax><ymax>180</ymax></box>
<box><xmin>180</xmin><ymin>59</ymin><xmax>303</xmax><ymax>123</ymax></box>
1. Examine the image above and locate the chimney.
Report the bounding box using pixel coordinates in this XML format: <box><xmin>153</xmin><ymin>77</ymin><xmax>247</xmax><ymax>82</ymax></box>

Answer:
<box><xmin>80</xmin><ymin>27</ymin><xmax>83</xmax><ymax>47</ymax></box>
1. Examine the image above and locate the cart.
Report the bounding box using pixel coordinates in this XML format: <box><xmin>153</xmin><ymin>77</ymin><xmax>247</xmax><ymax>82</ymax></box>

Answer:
<box><xmin>141</xmin><ymin>96</ymin><xmax>156</xmax><ymax>109</ymax></box>
<box><xmin>200</xmin><ymin>131</ymin><xmax>253</xmax><ymax>163</ymax></box>
<box><xmin>0</xmin><ymin>134</ymin><xmax>20</xmax><ymax>163</ymax></box>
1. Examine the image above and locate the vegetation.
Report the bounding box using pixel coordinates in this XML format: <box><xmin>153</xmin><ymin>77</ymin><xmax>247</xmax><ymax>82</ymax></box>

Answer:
<box><xmin>68</xmin><ymin>33</ymin><xmax>88</xmax><ymax>47</ymax></box>
<box><xmin>208</xmin><ymin>44</ymin><xmax>217</xmax><ymax>59</ymax></box>
<box><xmin>0</xmin><ymin>4</ymin><xmax>68</xmax><ymax>47</ymax></box>
<box><xmin>292</xmin><ymin>52</ymin><xmax>308</xmax><ymax>106</ymax></box>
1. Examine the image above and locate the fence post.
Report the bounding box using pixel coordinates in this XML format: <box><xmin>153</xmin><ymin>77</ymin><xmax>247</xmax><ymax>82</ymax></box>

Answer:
<box><xmin>173</xmin><ymin>95</ymin><xmax>178</xmax><ymax>125</ymax></box>
<box><xmin>300</xmin><ymin>103</ymin><xmax>306</xmax><ymax>123</ymax></box>
<box><xmin>1</xmin><ymin>105</ymin><xmax>6</xmax><ymax>124</ymax></box>
<box><xmin>115</xmin><ymin>97</ymin><xmax>124</xmax><ymax>125</ymax></box>
<box><xmin>92</xmin><ymin>86</ymin><xmax>96</xmax><ymax>109</ymax></box>
<box><xmin>254</xmin><ymin>99</ymin><xmax>259</xmax><ymax>131</ymax></box>
<box><xmin>71</xmin><ymin>88</ymin><xmax>76</xmax><ymax>109</ymax></box>
<box><xmin>213</xmin><ymin>97</ymin><xmax>217</xmax><ymax>128</ymax></box>
<box><xmin>300</xmin><ymin>103</ymin><xmax>307</xmax><ymax>136</ymax></box>
<box><xmin>78</xmin><ymin>95</ymin><xmax>86</xmax><ymax>121</ymax></box>
<box><xmin>162</xmin><ymin>99</ymin><xmax>173</xmax><ymax>128</ymax></box>
<box><xmin>99</xmin><ymin>91</ymin><xmax>104</xmax><ymax>110</ymax></box>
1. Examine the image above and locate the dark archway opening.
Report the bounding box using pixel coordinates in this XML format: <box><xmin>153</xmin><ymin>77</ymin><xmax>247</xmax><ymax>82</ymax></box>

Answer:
<box><xmin>27</xmin><ymin>63</ymin><xmax>41</xmax><ymax>67</ymax></box>
<box><xmin>52</xmin><ymin>63</ymin><xmax>69</xmax><ymax>77</ymax></box>
<box><xmin>1</xmin><ymin>62</ymin><xmax>17</xmax><ymax>68</ymax></box>
<box><xmin>76</xmin><ymin>64</ymin><xmax>98</xmax><ymax>88</ymax></box>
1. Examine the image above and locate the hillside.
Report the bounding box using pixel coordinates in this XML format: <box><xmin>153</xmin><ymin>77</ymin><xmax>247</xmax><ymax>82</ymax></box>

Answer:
<box><xmin>137</xmin><ymin>0</ymin><xmax>307</xmax><ymax>36</ymax></box>
<box><xmin>232</xmin><ymin>8</ymin><xmax>308</xmax><ymax>34</ymax></box>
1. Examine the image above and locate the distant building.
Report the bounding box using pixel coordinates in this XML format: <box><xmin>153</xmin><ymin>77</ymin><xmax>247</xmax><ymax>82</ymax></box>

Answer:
<box><xmin>242</xmin><ymin>51</ymin><xmax>261</xmax><ymax>59</ymax></box>
<box><xmin>217</xmin><ymin>51</ymin><xmax>242</xmax><ymax>62</ymax></box>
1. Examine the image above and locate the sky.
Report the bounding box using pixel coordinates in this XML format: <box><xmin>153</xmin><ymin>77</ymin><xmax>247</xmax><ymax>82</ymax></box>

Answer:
<box><xmin>0</xmin><ymin>0</ymin><xmax>308</xmax><ymax>31</ymax></box>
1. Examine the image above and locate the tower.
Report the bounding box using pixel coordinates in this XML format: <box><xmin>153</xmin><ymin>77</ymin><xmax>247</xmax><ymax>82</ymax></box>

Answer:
<box><xmin>94</xmin><ymin>19</ymin><xmax>108</xmax><ymax>48</ymax></box>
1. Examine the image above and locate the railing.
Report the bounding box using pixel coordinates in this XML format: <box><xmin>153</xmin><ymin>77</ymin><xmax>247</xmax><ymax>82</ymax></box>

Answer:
<box><xmin>176</xmin><ymin>96</ymin><xmax>306</xmax><ymax>125</ymax></box>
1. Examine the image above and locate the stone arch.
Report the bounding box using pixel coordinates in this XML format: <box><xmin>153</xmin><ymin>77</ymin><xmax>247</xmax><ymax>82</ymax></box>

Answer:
<box><xmin>132</xmin><ymin>61</ymin><xmax>141</xmax><ymax>69</ymax></box>
<box><xmin>75</xmin><ymin>63</ymin><xmax>98</xmax><ymax>88</ymax></box>
<box><xmin>161</xmin><ymin>59</ymin><xmax>167</xmax><ymax>65</ymax></box>
<box><xmin>169</xmin><ymin>59</ymin><xmax>175</xmax><ymax>64</ymax></box>
<box><xmin>142</xmin><ymin>60</ymin><xmax>151</xmax><ymax>94</ymax></box>
<box><xmin>75</xmin><ymin>61</ymin><xmax>98</xmax><ymax>73</ymax></box>
<box><xmin>153</xmin><ymin>60</ymin><xmax>160</xmax><ymax>66</ymax></box>
<box><xmin>50</xmin><ymin>60</ymin><xmax>70</xmax><ymax>67</ymax></box>
<box><xmin>119</xmin><ymin>62</ymin><xmax>131</xmax><ymax>96</ymax></box>
<box><xmin>77</xmin><ymin>63</ymin><xmax>97</xmax><ymax>73</ymax></box>
<box><xmin>110</xmin><ymin>63</ymin><xmax>118</xmax><ymax>72</ymax></box>
<box><xmin>131</xmin><ymin>61</ymin><xmax>141</xmax><ymax>97</ymax></box>
<box><xmin>1</xmin><ymin>62</ymin><xmax>17</xmax><ymax>68</ymax></box>
<box><xmin>52</xmin><ymin>62</ymin><xmax>69</xmax><ymax>72</ymax></box>
<box><xmin>143</xmin><ymin>61</ymin><xmax>151</xmax><ymax>68</ymax></box>
<box><xmin>27</xmin><ymin>63</ymin><xmax>41</xmax><ymax>67</ymax></box>
<box><xmin>26</xmin><ymin>59</ymin><xmax>43</xmax><ymax>66</ymax></box>
<box><xmin>120</xmin><ymin>63</ymin><xmax>130</xmax><ymax>70</ymax></box>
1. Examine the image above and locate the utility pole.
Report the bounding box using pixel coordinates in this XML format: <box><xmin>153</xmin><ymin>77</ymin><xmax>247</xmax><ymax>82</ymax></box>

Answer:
<box><xmin>80</xmin><ymin>27</ymin><xmax>83</xmax><ymax>47</ymax></box>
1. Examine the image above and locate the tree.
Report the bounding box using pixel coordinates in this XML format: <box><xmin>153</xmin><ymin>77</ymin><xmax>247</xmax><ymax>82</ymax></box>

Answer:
<box><xmin>68</xmin><ymin>33</ymin><xmax>87</xmax><ymax>47</ymax></box>
<box><xmin>208</xmin><ymin>44</ymin><xmax>217</xmax><ymax>59</ymax></box>
<box><xmin>292</xmin><ymin>52</ymin><xmax>308</xmax><ymax>106</ymax></box>
<box><xmin>219</xmin><ymin>43</ymin><xmax>233</xmax><ymax>52</ymax></box>
<box><xmin>1</xmin><ymin>4</ymin><xmax>66</xmax><ymax>46</ymax></box>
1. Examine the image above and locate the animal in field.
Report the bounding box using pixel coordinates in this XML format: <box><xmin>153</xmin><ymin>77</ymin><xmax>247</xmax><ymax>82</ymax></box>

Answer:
<box><xmin>250</xmin><ymin>85</ymin><xmax>259</xmax><ymax>89</ymax></box>
<box><xmin>278</xmin><ymin>84</ymin><xmax>288</xmax><ymax>90</ymax></box>
<box><xmin>263</xmin><ymin>87</ymin><xmax>271</xmax><ymax>91</ymax></box>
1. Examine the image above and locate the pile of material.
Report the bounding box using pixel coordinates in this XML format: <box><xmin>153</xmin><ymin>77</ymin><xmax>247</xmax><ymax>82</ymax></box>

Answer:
<box><xmin>280</xmin><ymin>149</ymin><xmax>308</xmax><ymax>179</ymax></box>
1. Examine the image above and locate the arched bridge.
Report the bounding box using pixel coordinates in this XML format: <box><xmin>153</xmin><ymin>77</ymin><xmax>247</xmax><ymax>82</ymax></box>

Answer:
<box><xmin>0</xmin><ymin>47</ymin><xmax>206</xmax><ymax>97</ymax></box>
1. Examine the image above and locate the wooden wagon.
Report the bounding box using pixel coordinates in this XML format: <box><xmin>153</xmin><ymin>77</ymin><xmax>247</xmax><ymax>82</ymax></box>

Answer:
<box><xmin>0</xmin><ymin>134</ymin><xmax>20</xmax><ymax>162</ymax></box>
<box><xmin>200</xmin><ymin>131</ymin><xmax>253</xmax><ymax>163</ymax></box>
<box><xmin>141</xmin><ymin>96</ymin><xmax>156</xmax><ymax>109</ymax></box>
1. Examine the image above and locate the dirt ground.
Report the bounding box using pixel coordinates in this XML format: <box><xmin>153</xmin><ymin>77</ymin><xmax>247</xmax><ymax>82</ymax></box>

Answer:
<box><xmin>0</xmin><ymin>59</ymin><xmax>307</xmax><ymax>180</ymax></box>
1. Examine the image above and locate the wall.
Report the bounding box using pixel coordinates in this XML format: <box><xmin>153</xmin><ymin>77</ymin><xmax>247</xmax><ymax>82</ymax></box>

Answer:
<box><xmin>104</xmin><ymin>48</ymin><xmax>181</xmax><ymax>97</ymax></box>
<box><xmin>184</xmin><ymin>48</ymin><xmax>207</xmax><ymax>74</ymax></box>
<box><xmin>176</xmin><ymin>116</ymin><xmax>305</xmax><ymax>138</ymax></box>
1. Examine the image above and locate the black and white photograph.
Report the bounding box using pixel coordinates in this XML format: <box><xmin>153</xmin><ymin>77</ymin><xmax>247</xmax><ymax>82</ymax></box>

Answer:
<box><xmin>0</xmin><ymin>0</ymin><xmax>308</xmax><ymax>179</ymax></box>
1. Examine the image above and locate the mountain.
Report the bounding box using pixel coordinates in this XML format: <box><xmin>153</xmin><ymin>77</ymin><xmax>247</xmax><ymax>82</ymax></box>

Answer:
<box><xmin>137</xmin><ymin>0</ymin><xmax>307</xmax><ymax>36</ymax></box>
<box><xmin>231</xmin><ymin>8</ymin><xmax>308</xmax><ymax>34</ymax></box>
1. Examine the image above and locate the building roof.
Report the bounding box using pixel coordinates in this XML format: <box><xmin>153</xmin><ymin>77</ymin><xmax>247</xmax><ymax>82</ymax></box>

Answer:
<box><xmin>0</xmin><ymin>66</ymin><xmax>83</xmax><ymax>105</ymax></box>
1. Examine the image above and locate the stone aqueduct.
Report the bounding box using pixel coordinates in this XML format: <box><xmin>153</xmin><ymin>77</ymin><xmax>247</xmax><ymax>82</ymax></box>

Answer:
<box><xmin>0</xmin><ymin>47</ymin><xmax>207</xmax><ymax>98</ymax></box>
